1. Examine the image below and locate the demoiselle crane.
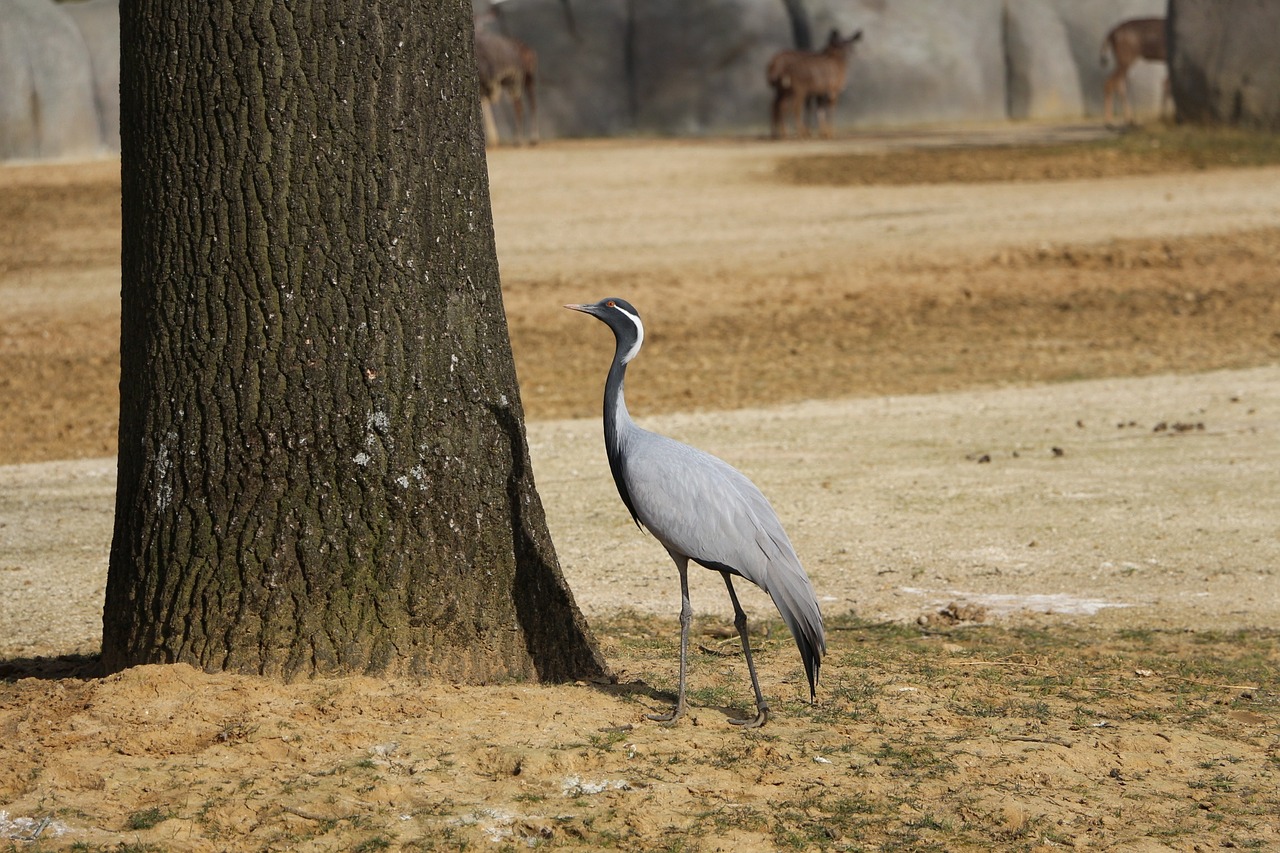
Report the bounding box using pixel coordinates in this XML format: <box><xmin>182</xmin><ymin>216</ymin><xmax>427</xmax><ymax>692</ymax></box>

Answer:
<box><xmin>566</xmin><ymin>297</ymin><xmax>825</xmax><ymax>727</ymax></box>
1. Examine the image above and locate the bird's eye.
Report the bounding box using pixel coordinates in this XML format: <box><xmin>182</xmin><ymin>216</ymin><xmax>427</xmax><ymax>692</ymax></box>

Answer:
<box><xmin>606</xmin><ymin>300</ymin><xmax>615</xmax><ymax>307</ymax></box>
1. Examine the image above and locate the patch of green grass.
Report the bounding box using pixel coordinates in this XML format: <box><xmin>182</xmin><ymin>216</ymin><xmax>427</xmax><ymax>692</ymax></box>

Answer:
<box><xmin>586</xmin><ymin>727</ymin><xmax>631</xmax><ymax>752</ymax></box>
<box><xmin>1111</xmin><ymin>124</ymin><xmax>1280</xmax><ymax>168</ymax></box>
<box><xmin>705</xmin><ymin>803</ymin><xmax>769</xmax><ymax>835</ymax></box>
<box><xmin>592</xmin><ymin>613</ymin><xmax>1280</xmax><ymax>849</ymax></box>
<box><xmin>684</xmin><ymin>684</ymin><xmax>738</xmax><ymax>711</ymax></box>
<box><xmin>871</xmin><ymin>741</ymin><xmax>956</xmax><ymax>778</ymax></box>
<box><xmin>1117</xmin><ymin>627</ymin><xmax>1156</xmax><ymax>643</ymax></box>
<box><xmin>125</xmin><ymin>807</ymin><xmax>171</xmax><ymax>831</ymax></box>
<box><xmin>773</xmin><ymin>820</ymin><xmax>839</xmax><ymax>850</ymax></box>
<box><xmin>905</xmin><ymin>813</ymin><xmax>952</xmax><ymax>832</ymax></box>
<box><xmin>768</xmin><ymin>794</ymin><xmax>852</xmax><ymax>850</ymax></box>
<box><xmin>657</xmin><ymin>839</ymin><xmax>695</xmax><ymax>853</ymax></box>
<box><xmin>952</xmin><ymin>697</ymin><xmax>1005</xmax><ymax>718</ymax></box>
<box><xmin>1191</xmin><ymin>772</ymin><xmax>1239</xmax><ymax>793</ymax></box>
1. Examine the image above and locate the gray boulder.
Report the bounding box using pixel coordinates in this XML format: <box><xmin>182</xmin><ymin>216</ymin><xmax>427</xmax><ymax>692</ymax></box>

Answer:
<box><xmin>480</xmin><ymin>0</ymin><xmax>634</xmax><ymax>139</ymax></box>
<box><xmin>491</xmin><ymin>0</ymin><xmax>791</xmax><ymax>137</ymax></box>
<box><xmin>823</xmin><ymin>0</ymin><xmax>1008</xmax><ymax>127</ymax></box>
<box><xmin>489</xmin><ymin>0</ymin><xmax>1011</xmax><ymax>135</ymax></box>
<box><xmin>628</xmin><ymin>0</ymin><xmax>789</xmax><ymax>134</ymax></box>
<box><xmin>1169</xmin><ymin>0</ymin><xmax>1280</xmax><ymax>129</ymax></box>
<box><xmin>1004</xmin><ymin>0</ymin><xmax>1084</xmax><ymax>120</ymax></box>
<box><xmin>63</xmin><ymin>0</ymin><xmax>121</xmax><ymax>152</ymax></box>
<box><xmin>0</xmin><ymin>0</ymin><xmax>101</xmax><ymax>160</ymax></box>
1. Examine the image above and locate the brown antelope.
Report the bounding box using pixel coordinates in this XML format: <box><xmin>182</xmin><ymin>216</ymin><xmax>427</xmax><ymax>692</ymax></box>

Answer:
<box><xmin>767</xmin><ymin>29</ymin><xmax>863</xmax><ymax>139</ymax></box>
<box><xmin>474</xmin><ymin>22</ymin><xmax>539</xmax><ymax>146</ymax></box>
<box><xmin>1100</xmin><ymin>17</ymin><xmax>1169</xmax><ymax>125</ymax></box>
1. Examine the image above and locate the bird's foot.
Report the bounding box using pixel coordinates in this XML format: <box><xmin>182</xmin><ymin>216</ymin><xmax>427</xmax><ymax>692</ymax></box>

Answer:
<box><xmin>645</xmin><ymin>704</ymin><xmax>686</xmax><ymax>725</ymax></box>
<box><xmin>729</xmin><ymin>706</ymin><xmax>769</xmax><ymax>729</ymax></box>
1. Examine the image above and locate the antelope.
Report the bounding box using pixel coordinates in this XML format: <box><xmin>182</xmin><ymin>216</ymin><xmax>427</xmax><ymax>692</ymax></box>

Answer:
<box><xmin>1100</xmin><ymin>17</ymin><xmax>1169</xmax><ymax>125</ymax></box>
<box><xmin>474</xmin><ymin>22</ymin><xmax>539</xmax><ymax>146</ymax></box>
<box><xmin>767</xmin><ymin>29</ymin><xmax>863</xmax><ymax>139</ymax></box>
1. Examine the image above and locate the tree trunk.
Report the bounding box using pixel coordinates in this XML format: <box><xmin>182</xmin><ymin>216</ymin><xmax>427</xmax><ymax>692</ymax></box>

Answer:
<box><xmin>780</xmin><ymin>0</ymin><xmax>813</xmax><ymax>51</ymax></box>
<box><xmin>103</xmin><ymin>0</ymin><xmax>608</xmax><ymax>683</ymax></box>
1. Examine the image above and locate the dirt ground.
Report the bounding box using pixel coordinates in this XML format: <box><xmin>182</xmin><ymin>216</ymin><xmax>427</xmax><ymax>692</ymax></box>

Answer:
<box><xmin>2</xmin><ymin>126</ymin><xmax>1279</xmax><ymax>850</ymax></box>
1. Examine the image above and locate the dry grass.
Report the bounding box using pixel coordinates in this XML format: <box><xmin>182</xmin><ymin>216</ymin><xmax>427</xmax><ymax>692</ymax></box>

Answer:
<box><xmin>776</xmin><ymin>125</ymin><xmax>1280</xmax><ymax>186</ymax></box>
<box><xmin>4</xmin><ymin>127</ymin><xmax>1280</xmax><ymax>851</ymax></box>
<box><xmin>4</xmin><ymin>616</ymin><xmax>1276</xmax><ymax>851</ymax></box>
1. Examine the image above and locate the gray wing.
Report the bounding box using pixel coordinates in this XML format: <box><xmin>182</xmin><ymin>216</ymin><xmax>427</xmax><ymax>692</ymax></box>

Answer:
<box><xmin>622</xmin><ymin>429</ymin><xmax>826</xmax><ymax>691</ymax></box>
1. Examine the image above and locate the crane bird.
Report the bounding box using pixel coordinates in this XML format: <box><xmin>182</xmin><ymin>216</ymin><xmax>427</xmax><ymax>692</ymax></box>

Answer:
<box><xmin>566</xmin><ymin>297</ymin><xmax>825</xmax><ymax>727</ymax></box>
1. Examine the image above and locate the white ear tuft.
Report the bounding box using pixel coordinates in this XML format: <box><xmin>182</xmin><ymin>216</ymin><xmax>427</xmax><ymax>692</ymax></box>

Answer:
<box><xmin>614</xmin><ymin>304</ymin><xmax>644</xmax><ymax>363</ymax></box>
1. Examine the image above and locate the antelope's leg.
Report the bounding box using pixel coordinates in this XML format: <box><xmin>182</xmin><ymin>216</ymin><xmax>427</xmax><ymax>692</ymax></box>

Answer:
<box><xmin>482</xmin><ymin>99</ymin><xmax>500</xmax><ymax>145</ymax></box>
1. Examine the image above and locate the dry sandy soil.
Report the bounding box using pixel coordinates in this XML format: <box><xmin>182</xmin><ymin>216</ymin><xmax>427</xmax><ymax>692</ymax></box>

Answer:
<box><xmin>2</xmin><ymin>125</ymin><xmax>1279</xmax><ymax>850</ymax></box>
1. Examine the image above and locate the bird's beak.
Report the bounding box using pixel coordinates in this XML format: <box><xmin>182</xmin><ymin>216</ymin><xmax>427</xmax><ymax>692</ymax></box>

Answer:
<box><xmin>564</xmin><ymin>303</ymin><xmax>593</xmax><ymax>314</ymax></box>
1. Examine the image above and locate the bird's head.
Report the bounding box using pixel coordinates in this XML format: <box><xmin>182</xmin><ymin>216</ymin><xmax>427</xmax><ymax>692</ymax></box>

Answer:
<box><xmin>565</xmin><ymin>297</ymin><xmax>645</xmax><ymax>364</ymax></box>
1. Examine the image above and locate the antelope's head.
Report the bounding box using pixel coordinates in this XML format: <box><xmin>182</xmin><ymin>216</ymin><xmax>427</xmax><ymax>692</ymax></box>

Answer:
<box><xmin>826</xmin><ymin>29</ymin><xmax>864</xmax><ymax>55</ymax></box>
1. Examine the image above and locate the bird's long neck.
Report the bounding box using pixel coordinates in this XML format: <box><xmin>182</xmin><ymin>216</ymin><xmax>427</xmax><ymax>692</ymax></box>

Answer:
<box><xmin>603</xmin><ymin>353</ymin><xmax>641</xmax><ymax>526</ymax></box>
<box><xmin>603</xmin><ymin>355</ymin><xmax>629</xmax><ymax>463</ymax></box>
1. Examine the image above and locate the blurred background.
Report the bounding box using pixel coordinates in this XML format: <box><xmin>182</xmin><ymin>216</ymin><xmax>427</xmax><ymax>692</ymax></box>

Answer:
<box><xmin>3</xmin><ymin>0</ymin><xmax>1278</xmax><ymax>160</ymax></box>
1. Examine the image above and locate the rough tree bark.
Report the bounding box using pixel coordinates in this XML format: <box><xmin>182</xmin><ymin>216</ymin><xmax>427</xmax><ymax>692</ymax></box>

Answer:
<box><xmin>103</xmin><ymin>0</ymin><xmax>607</xmax><ymax>683</ymax></box>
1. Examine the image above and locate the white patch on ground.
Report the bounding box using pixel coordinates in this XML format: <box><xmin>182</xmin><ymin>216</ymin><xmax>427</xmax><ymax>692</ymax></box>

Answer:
<box><xmin>561</xmin><ymin>776</ymin><xmax>631</xmax><ymax>796</ymax></box>
<box><xmin>900</xmin><ymin>587</ymin><xmax>1131</xmax><ymax>616</ymax></box>
<box><xmin>0</xmin><ymin>812</ymin><xmax>69</xmax><ymax>841</ymax></box>
<box><xmin>452</xmin><ymin>808</ymin><xmax>552</xmax><ymax>846</ymax></box>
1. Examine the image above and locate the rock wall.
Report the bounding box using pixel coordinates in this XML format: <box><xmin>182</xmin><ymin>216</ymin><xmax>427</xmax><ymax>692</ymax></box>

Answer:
<box><xmin>830</xmin><ymin>0</ymin><xmax>1008</xmax><ymax>127</ymax></box>
<box><xmin>62</xmin><ymin>0</ymin><xmax>121</xmax><ymax>152</ymax></box>
<box><xmin>1168</xmin><ymin>0</ymin><xmax>1280</xmax><ymax>129</ymax></box>
<box><xmin>0</xmin><ymin>0</ymin><xmax>106</xmax><ymax>160</ymax></box>
<box><xmin>1005</xmin><ymin>0</ymin><xmax>1084</xmax><ymax>120</ymax></box>
<box><xmin>484</xmin><ymin>0</ymin><xmax>1170</xmax><ymax>138</ymax></box>
<box><xmin>2</xmin><ymin>0</ymin><xmax>1189</xmax><ymax>161</ymax></box>
<box><xmin>1047</xmin><ymin>0</ymin><xmax>1168</xmax><ymax>117</ymax></box>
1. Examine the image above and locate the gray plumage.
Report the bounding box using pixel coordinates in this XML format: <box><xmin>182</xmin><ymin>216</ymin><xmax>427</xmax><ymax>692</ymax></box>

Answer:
<box><xmin>567</xmin><ymin>297</ymin><xmax>825</xmax><ymax>727</ymax></box>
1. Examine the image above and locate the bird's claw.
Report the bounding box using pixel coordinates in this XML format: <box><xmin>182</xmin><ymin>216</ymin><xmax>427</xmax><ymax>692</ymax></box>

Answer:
<box><xmin>729</xmin><ymin>707</ymin><xmax>769</xmax><ymax>729</ymax></box>
<box><xmin>645</xmin><ymin>705</ymin><xmax>686</xmax><ymax>725</ymax></box>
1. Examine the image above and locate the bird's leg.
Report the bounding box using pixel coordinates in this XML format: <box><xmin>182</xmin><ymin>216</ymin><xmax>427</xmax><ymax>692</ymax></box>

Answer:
<box><xmin>647</xmin><ymin>556</ymin><xmax>690</xmax><ymax>724</ymax></box>
<box><xmin>722</xmin><ymin>574</ymin><xmax>769</xmax><ymax>728</ymax></box>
